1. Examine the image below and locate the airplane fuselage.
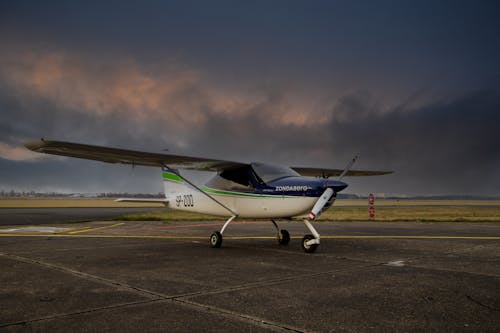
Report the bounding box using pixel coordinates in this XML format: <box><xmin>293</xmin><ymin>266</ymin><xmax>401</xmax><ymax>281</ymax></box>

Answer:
<box><xmin>163</xmin><ymin>166</ymin><xmax>347</xmax><ymax>218</ymax></box>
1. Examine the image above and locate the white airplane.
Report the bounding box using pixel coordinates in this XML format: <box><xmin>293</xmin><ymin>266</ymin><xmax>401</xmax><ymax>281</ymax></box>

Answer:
<box><xmin>25</xmin><ymin>139</ymin><xmax>392</xmax><ymax>253</ymax></box>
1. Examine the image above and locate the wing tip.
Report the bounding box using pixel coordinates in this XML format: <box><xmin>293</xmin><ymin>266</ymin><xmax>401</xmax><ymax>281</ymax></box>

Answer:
<box><xmin>24</xmin><ymin>140</ymin><xmax>46</xmax><ymax>152</ymax></box>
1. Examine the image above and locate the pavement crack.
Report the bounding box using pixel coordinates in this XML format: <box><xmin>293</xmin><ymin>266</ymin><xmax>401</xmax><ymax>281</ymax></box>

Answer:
<box><xmin>466</xmin><ymin>295</ymin><xmax>500</xmax><ymax>312</ymax></box>
<box><xmin>169</xmin><ymin>262</ymin><xmax>379</xmax><ymax>300</ymax></box>
<box><xmin>0</xmin><ymin>252</ymin><xmax>164</xmax><ymax>300</ymax></box>
<box><xmin>173</xmin><ymin>298</ymin><xmax>310</xmax><ymax>333</ymax></box>
<box><xmin>0</xmin><ymin>299</ymin><xmax>162</xmax><ymax>328</ymax></box>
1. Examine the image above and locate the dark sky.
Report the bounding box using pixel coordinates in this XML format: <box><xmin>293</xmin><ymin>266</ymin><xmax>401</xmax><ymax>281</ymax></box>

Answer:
<box><xmin>1</xmin><ymin>0</ymin><xmax>500</xmax><ymax>196</ymax></box>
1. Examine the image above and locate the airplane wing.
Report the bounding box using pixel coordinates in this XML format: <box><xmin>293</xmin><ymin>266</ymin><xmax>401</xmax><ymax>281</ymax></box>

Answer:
<box><xmin>25</xmin><ymin>139</ymin><xmax>392</xmax><ymax>176</ymax></box>
<box><xmin>24</xmin><ymin>139</ymin><xmax>244</xmax><ymax>171</ymax></box>
<box><xmin>291</xmin><ymin>167</ymin><xmax>392</xmax><ymax>177</ymax></box>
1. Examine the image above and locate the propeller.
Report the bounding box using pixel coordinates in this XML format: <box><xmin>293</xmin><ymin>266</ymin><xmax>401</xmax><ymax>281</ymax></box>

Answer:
<box><xmin>338</xmin><ymin>155</ymin><xmax>358</xmax><ymax>180</ymax></box>
<box><xmin>307</xmin><ymin>156</ymin><xmax>358</xmax><ymax>221</ymax></box>
<box><xmin>308</xmin><ymin>187</ymin><xmax>334</xmax><ymax>220</ymax></box>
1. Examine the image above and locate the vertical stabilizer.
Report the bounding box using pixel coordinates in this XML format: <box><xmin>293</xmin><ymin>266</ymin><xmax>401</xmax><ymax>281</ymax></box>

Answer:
<box><xmin>161</xmin><ymin>167</ymin><xmax>189</xmax><ymax>202</ymax></box>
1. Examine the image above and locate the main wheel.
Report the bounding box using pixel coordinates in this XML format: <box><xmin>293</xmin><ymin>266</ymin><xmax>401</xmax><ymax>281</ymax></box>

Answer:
<box><xmin>209</xmin><ymin>231</ymin><xmax>223</xmax><ymax>248</ymax></box>
<box><xmin>301</xmin><ymin>234</ymin><xmax>318</xmax><ymax>253</ymax></box>
<box><xmin>278</xmin><ymin>229</ymin><xmax>290</xmax><ymax>245</ymax></box>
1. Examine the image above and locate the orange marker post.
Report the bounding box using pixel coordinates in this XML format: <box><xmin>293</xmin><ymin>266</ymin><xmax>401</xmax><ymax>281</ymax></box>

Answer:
<box><xmin>368</xmin><ymin>193</ymin><xmax>375</xmax><ymax>219</ymax></box>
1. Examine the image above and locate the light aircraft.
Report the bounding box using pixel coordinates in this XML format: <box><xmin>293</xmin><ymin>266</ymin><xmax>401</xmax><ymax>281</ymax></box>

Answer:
<box><xmin>25</xmin><ymin>139</ymin><xmax>391</xmax><ymax>253</ymax></box>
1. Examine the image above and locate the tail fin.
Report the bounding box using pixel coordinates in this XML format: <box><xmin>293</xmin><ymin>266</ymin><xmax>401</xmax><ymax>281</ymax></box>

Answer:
<box><xmin>161</xmin><ymin>167</ymin><xmax>189</xmax><ymax>201</ymax></box>
<box><xmin>161</xmin><ymin>167</ymin><xmax>184</xmax><ymax>183</ymax></box>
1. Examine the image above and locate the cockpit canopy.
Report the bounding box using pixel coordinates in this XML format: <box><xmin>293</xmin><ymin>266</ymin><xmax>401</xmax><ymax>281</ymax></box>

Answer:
<box><xmin>208</xmin><ymin>162</ymin><xmax>300</xmax><ymax>191</ymax></box>
<box><xmin>250</xmin><ymin>162</ymin><xmax>300</xmax><ymax>183</ymax></box>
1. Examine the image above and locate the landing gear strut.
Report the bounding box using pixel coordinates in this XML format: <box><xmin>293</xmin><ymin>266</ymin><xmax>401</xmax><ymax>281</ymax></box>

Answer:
<box><xmin>301</xmin><ymin>219</ymin><xmax>320</xmax><ymax>253</ymax></box>
<box><xmin>209</xmin><ymin>215</ymin><xmax>236</xmax><ymax>248</ymax></box>
<box><xmin>271</xmin><ymin>220</ymin><xmax>290</xmax><ymax>245</ymax></box>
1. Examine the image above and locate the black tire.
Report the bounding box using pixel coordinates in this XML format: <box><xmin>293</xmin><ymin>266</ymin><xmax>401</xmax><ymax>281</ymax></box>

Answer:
<box><xmin>209</xmin><ymin>231</ymin><xmax>223</xmax><ymax>248</ymax></box>
<box><xmin>278</xmin><ymin>229</ymin><xmax>290</xmax><ymax>245</ymax></box>
<box><xmin>301</xmin><ymin>234</ymin><xmax>318</xmax><ymax>253</ymax></box>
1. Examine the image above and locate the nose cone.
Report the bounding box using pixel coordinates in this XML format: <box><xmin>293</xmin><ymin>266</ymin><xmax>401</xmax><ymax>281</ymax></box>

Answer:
<box><xmin>326</xmin><ymin>180</ymin><xmax>348</xmax><ymax>193</ymax></box>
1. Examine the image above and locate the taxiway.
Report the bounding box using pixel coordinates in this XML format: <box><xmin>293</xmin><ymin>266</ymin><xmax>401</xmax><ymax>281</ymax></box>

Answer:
<box><xmin>1</xmin><ymin>219</ymin><xmax>499</xmax><ymax>332</ymax></box>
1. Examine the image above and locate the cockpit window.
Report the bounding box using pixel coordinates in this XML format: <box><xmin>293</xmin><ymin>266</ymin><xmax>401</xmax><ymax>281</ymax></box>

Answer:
<box><xmin>251</xmin><ymin>163</ymin><xmax>300</xmax><ymax>183</ymax></box>
<box><xmin>219</xmin><ymin>166</ymin><xmax>252</xmax><ymax>187</ymax></box>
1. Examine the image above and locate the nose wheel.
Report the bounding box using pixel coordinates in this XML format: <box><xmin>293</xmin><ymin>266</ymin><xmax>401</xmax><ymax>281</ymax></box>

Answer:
<box><xmin>301</xmin><ymin>234</ymin><xmax>318</xmax><ymax>253</ymax></box>
<box><xmin>301</xmin><ymin>219</ymin><xmax>321</xmax><ymax>253</ymax></box>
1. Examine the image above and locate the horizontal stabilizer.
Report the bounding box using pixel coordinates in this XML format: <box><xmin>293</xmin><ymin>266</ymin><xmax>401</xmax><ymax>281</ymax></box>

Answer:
<box><xmin>115</xmin><ymin>198</ymin><xmax>168</xmax><ymax>204</ymax></box>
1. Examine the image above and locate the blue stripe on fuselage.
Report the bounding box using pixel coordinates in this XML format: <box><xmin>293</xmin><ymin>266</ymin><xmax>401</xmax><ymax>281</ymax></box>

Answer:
<box><xmin>254</xmin><ymin>176</ymin><xmax>347</xmax><ymax>197</ymax></box>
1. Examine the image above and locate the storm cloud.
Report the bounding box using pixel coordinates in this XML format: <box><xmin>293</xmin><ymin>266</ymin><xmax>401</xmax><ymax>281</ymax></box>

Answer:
<box><xmin>1</xmin><ymin>1</ymin><xmax>500</xmax><ymax>196</ymax></box>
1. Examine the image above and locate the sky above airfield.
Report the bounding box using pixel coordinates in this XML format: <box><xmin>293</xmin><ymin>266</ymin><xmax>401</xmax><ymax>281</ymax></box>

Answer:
<box><xmin>1</xmin><ymin>0</ymin><xmax>500</xmax><ymax>196</ymax></box>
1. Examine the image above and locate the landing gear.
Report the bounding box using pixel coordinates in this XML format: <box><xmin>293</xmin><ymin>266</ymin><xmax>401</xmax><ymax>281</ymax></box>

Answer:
<box><xmin>278</xmin><ymin>229</ymin><xmax>290</xmax><ymax>245</ymax></box>
<box><xmin>208</xmin><ymin>216</ymin><xmax>321</xmax><ymax>253</ymax></box>
<box><xmin>209</xmin><ymin>231</ymin><xmax>223</xmax><ymax>248</ymax></box>
<box><xmin>301</xmin><ymin>219</ymin><xmax>321</xmax><ymax>253</ymax></box>
<box><xmin>301</xmin><ymin>234</ymin><xmax>318</xmax><ymax>253</ymax></box>
<box><xmin>271</xmin><ymin>220</ymin><xmax>290</xmax><ymax>246</ymax></box>
<box><xmin>209</xmin><ymin>215</ymin><xmax>236</xmax><ymax>249</ymax></box>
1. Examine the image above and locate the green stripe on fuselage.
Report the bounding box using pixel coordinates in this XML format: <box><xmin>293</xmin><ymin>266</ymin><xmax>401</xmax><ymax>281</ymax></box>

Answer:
<box><xmin>162</xmin><ymin>171</ymin><xmax>184</xmax><ymax>183</ymax></box>
<box><xmin>201</xmin><ymin>186</ymin><xmax>296</xmax><ymax>199</ymax></box>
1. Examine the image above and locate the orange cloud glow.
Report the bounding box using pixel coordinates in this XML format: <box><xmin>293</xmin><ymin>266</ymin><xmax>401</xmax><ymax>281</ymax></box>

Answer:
<box><xmin>2</xmin><ymin>49</ymin><xmax>331</xmax><ymax>131</ymax></box>
<box><xmin>0</xmin><ymin>142</ymin><xmax>41</xmax><ymax>161</ymax></box>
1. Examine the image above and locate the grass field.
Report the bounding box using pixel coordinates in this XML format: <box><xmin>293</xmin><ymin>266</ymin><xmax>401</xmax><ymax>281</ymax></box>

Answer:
<box><xmin>334</xmin><ymin>199</ymin><xmax>500</xmax><ymax>207</ymax></box>
<box><xmin>320</xmin><ymin>206</ymin><xmax>500</xmax><ymax>222</ymax></box>
<box><xmin>2</xmin><ymin>198</ymin><xmax>500</xmax><ymax>222</ymax></box>
<box><xmin>112</xmin><ymin>206</ymin><xmax>500</xmax><ymax>222</ymax></box>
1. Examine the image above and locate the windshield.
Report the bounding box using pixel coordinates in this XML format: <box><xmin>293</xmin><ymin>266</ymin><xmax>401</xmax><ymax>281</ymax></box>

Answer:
<box><xmin>251</xmin><ymin>162</ymin><xmax>300</xmax><ymax>183</ymax></box>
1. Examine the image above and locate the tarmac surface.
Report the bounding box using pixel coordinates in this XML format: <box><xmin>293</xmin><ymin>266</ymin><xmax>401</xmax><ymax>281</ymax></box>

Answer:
<box><xmin>0</xmin><ymin>218</ymin><xmax>499</xmax><ymax>332</ymax></box>
<box><xmin>0</xmin><ymin>207</ymin><xmax>158</xmax><ymax>226</ymax></box>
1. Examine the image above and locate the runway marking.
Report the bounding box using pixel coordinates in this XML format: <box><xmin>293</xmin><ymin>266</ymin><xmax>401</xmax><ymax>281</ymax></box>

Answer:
<box><xmin>122</xmin><ymin>221</ymin><xmax>270</xmax><ymax>232</ymax></box>
<box><xmin>67</xmin><ymin>222</ymin><xmax>125</xmax><ymax>234</ymax></box>
<box><xmin>163</xmin><ymin>221</ymin><xmax>270</xmax><ymax>228</ymax></box>
<box><xmin>0</xmin><ymin>233</ymin><xmax>499</xmax><ymax>240</ymax></box>
<box><xmin>0</xmin><ymin>226</ymin><xmax>72</xmax><ymax>233</ymax></box>
<box><xmin>321</xmin><ymin>235</ymin><xmax>500</xmax><ymax>240</ymax></box>
<box><xmin>385</xmin><ymin>260</ymin><xmax>406</xmax><ymax>267</ymax></box>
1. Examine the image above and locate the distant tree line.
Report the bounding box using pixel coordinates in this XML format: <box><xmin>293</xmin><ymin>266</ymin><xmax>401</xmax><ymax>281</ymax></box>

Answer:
<box><xmin>0</xmin><ymin>190</ymin><xmax>164</xmax><ymax>198</ymax></box>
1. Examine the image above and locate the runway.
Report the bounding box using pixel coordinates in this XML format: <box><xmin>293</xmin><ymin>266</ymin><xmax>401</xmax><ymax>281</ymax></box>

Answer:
<box><xmin>1</xmin><ymin>219</ymin><xmax>499</xmax><ymax>332</ymax></box>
